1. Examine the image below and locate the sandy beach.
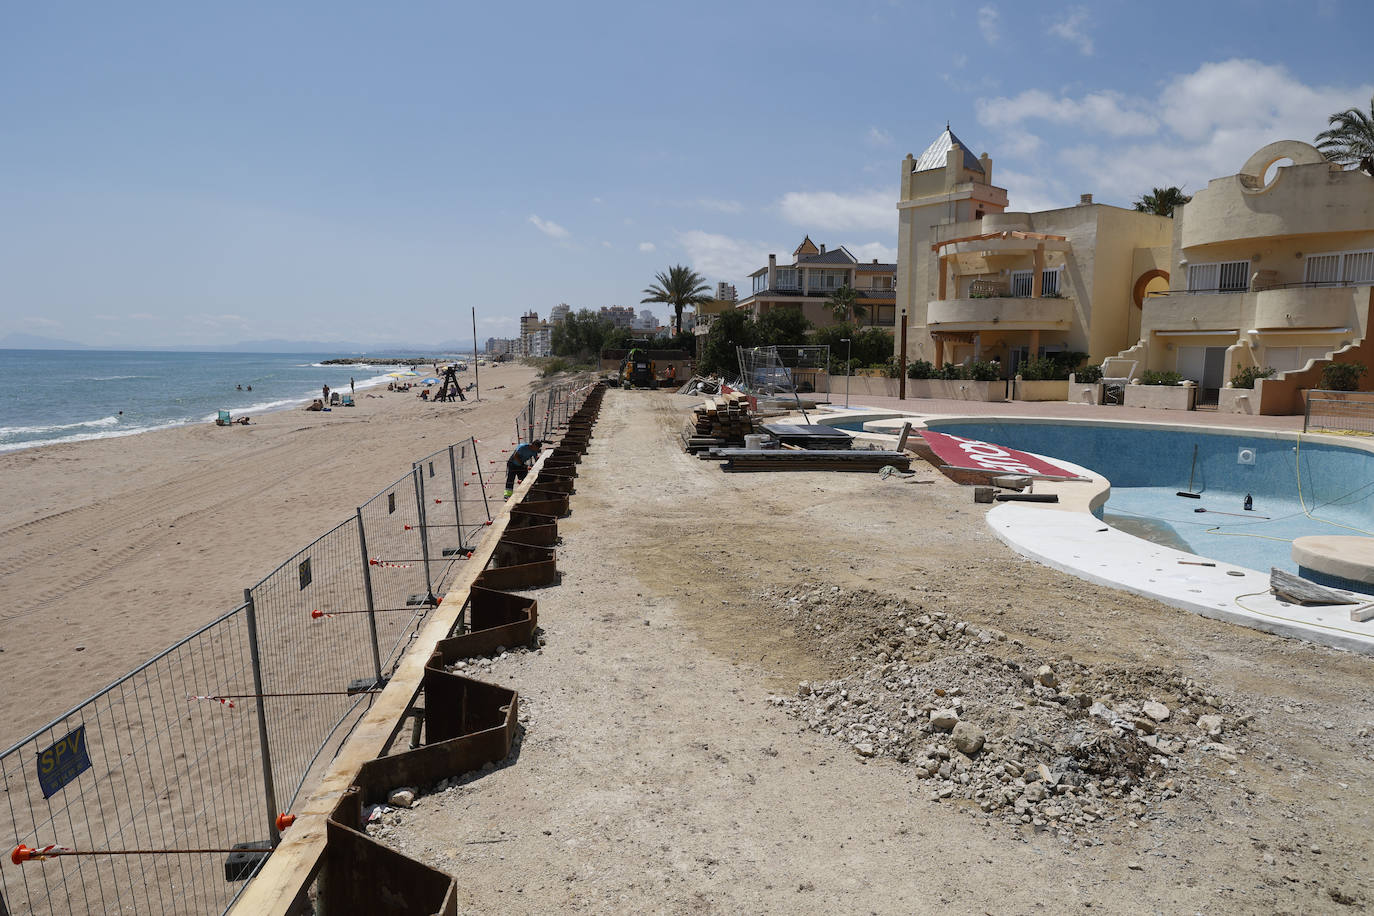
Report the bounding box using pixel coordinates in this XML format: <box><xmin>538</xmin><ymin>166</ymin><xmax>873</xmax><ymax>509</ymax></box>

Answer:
<box><xmin>0</xmin><ymin>363</ymin><xmax>539</xmax><ymax>747</ymax></box>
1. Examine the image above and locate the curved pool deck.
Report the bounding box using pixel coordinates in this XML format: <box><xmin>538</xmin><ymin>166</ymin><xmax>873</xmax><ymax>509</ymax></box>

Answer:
<box><xmin>810</xmin><ymin>403</ymin><xmax>1374</xmax><ymax>655</ymax></box>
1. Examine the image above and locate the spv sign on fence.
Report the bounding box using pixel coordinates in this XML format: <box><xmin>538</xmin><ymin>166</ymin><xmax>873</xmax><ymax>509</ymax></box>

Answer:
<box><xmin>37</xmin><ymin>725</ymin><xmax>92</xmax><ymax>798</ymax></box>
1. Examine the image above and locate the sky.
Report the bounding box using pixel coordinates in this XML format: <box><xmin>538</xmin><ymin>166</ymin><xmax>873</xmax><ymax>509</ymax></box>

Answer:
<box><xmin>3</xmin><ymin>1</ymin><xmax>1372</xmax><ymax>349</ymax></box>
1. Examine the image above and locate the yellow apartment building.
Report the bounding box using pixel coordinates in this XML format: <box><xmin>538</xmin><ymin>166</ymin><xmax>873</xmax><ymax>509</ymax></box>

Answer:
<box><xmin>1119</xmin><ymin>140</ymin><xmax>1374</xmax><ymax>413</ymax></box>
<box><xmin>895</xmin><ymin>127</ymin><xmax>1173</xmax><ymax>375</ymax></box>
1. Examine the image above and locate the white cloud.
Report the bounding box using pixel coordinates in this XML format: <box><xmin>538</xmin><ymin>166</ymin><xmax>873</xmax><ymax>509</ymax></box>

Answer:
<box><xmin>602</xmin><ymin>240</ymin><xmax>613</xmax><ymax>248</ymax></box>
<box><xmin>867</xmin><ymin>126</ymin><xmax>893</xmax><ymax>147</ymax></box>
<box><xmin>638</xmin><ymin>241</ymin><xmax>656</xmax><ymax>252</ymax></box>
<box><xmin>591</xmin><ymin>196</ymin><xmax>603</xmax><ymax>204</ymax></box>
<box><xmin>977</xmin><ymin>6</ymin><xmax>999</xmax><ymax>45</ymax></box>
<box><xmin>128</xmin><ymin>312</ymin><xmax>153</xmax><ymax>320</ymax></box>
<box><xmin>778</xmin><ymin>189</ymin><xmax>894</xmax><ymax>232</ymax></box>
<box><xmin>977</xmin><ymin>89</ymin><xmax>1157</xmax><ymax>137</ymax></box>
<box><xmin>677</xmin><ymin>230</ymin><xmax>775</xmax><ymax>284</ymax></box>
<box><xmin>1048</xmin><ymin>7</ymin><xmax>1094</xmax><ymax>56</ymax></box>
<box><xmin>848</xmin><ymin>242</ymin><xmax>898</xmax><ymax>264</ymax></box>
<box><xmin>1054</xmin><ymin>61</ymin><xmax>1374</xmax><ymax>202</ymax></box>
<box><xmin>997</xmin><ymin>168</ymin><xmax>1070</xmax><ymax>213</ymax></box>
<box><xmin>528</xmin><ymin>214</ymin><xmax>569</xmax><ymax>239</ymax></box>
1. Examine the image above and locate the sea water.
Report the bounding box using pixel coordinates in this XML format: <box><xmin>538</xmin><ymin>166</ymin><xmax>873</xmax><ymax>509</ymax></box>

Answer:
<box><xmin>0</xmin><ymin>349</ymin><xmax>425</xmax><ymax>452</ymax></box>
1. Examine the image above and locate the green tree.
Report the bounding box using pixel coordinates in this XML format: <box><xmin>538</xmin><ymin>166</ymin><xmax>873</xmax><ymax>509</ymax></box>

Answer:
<box><xmin>698</xmin><ymin>310</ymin><xmax>756</xmax><ymax>376</ymax></box>
<box><xmin>755</xmin><ymin>308</ymin><xmax>811</xmax><ymax>346</ymax></box>
<box><xmin>812</xmin><ymin>323</ymin><xmax>892</xmax><ymax>367</ymax></box>
<box><xmin>1133</xmin><ymin>186</ymin><xmax>1191</xmax><ymax>217</ymax></box>
<box><xmin>641</xmin><ymin>265</ymin><xmax>712</xmax><ymax>335</ymax></box>
<box><xmin>551</xmin><ymin>309</ymin><xmax>615</xmax><ymax>360</ymax></box>
<box><xmin>824</xmin><ymin>285</ymin><xmax>866</xmax><ymax>324</ymax></box>
<box><xmin>1315</xmin><ymin>94</ymin><xmax>1374</xmax><ymax>167</ymax></box>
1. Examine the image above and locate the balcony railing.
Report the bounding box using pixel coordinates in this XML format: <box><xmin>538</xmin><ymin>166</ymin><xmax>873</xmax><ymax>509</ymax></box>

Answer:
<box><xmin>751</xmin><ymin>285</ymin><xmax>895</xmax><ymax>298</ymax></box>
<box><xmin>1147</xmin><ymin>278</ymin><xmax>1373</xmax><ymax>298</ymax></box>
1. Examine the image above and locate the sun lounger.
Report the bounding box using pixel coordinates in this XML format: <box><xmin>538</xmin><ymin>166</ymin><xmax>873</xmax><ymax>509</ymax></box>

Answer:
<box><xmin>215</xmin><ymin>410</ymin><xmax>231</xmax><ymax>427</ymax></box>
<box><xmin>341</xmin><ymin>394</ymin><xmax>355</xmax><ymax>406</ymax></box>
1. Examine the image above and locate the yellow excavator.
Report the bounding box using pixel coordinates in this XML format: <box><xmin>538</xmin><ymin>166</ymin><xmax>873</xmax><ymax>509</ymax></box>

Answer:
<box><xmin>619</xmin><ymin>348</ymin><xmax>656</xmax><ymax>389</ymax></box>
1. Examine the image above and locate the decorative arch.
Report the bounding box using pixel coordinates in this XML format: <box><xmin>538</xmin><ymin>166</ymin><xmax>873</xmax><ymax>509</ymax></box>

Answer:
<box><xmin>1133</xmin><ymin>269</ymin><xmax>1170</xmax><ymax>309</ymax></box>
<box><xmin>1238</xmin><ymin>140</ymin><xmax>1329</xmax><ymax>192</ymax></box>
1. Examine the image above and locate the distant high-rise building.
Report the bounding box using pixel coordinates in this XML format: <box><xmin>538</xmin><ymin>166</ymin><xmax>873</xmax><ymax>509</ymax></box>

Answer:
<box><xmin>550</xmin><ymin>303</ymin><xmax>571</xmax><ymax>324</ymax></box>
<box><xmin>599</xmin><ymin>305</ymin><xmax>636</xmax><ymax>328</ymax></box>
<box><xmin>633</xmin><ymin>309</ymin><xmax>658</xmax><ymax>330</ymax></box>
<box><xmin>716</xmin><ymin>282</ymin><xmax>737</xmax><ymax>301</ymax></box>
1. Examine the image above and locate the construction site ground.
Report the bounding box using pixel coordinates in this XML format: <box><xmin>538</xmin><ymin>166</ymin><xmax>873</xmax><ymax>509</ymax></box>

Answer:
<box><xmin>380</xmin><ymin>390</ymin><xmax>1374</xmax><ymax>914</ymax></box>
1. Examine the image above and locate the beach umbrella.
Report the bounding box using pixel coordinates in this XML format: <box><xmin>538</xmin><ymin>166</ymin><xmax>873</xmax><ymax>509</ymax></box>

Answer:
<box><xmin>385</xmin><ymin>371</ymin><xmax>409</xmax><ymax>379</ymax></box>
<box><xmin>399</xmin><ymin>370</ymin><xmax>419</xmax><ymax>377</ymax></box>
<box><xmin>419</xmin><ymin>377</ymin><xmax>441</xmax><ymax>385</ymax></box>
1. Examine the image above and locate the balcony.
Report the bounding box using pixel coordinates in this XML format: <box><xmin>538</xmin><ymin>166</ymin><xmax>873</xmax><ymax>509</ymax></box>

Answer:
<box><xmin>1252</xmin><ymin>284</ymin><xmax>1366</xmax><ymax>330</ymax></box>
<box><xmin>927</xmin><ymin>296</ymin><xmax>1073</xmax><ymax>331</ymax></box>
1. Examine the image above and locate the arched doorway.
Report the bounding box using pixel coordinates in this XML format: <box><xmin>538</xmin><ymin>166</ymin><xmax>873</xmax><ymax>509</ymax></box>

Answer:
<box><xmin>1131</xmin><ymin>269</ymin><xmax>1170</xmax><ymax>343</ymax></box>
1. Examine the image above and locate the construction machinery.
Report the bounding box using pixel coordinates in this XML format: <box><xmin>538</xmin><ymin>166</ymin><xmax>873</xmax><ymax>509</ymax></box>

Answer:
<box><xmin>619</xmin><ymin>348</ymin><xmax>657</xmax><ymax>389</ymax></box>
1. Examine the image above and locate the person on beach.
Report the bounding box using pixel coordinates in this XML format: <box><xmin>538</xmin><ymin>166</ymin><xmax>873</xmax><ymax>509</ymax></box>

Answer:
<box><xmin>350</xmin><ymin>377</ymin><xmax>355</xmax><ymax>394</ymax></box>
<box><xmin>323</xmin><ymin>384</ymin><xmax>330</xmax><ymax>404</ymax></box>
<box><xmin>504</xmin><ymin>439</ymin><xmax>543</xmax><ymax>499</ymax></box>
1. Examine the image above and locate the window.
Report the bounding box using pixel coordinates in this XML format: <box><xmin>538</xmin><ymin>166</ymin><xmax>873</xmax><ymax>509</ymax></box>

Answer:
<box><xmin>775</xmin><ymin>268</ymin><xmax>799</xmax><ymax>289</ymax></box>
<box><xmin>1305</xmin><ymin>250</ymin><xmax>1374</xmax><ymax>286</ymax></box>
<box><xmin>807</xmin><ymin>269</ymin><xmax>845</xmax><ymax>290</ymax></box>
<box><xmin>1187</xmin><ymin>260</ymin><xmax>1249</xmax><ymax>293</ymax></box>
<box><xmin>1265</xmin><ymin>346</ymin><xmax>1333</xmax><ymax>373</ymax></box>
<box><xmin>867</xmin><ymin>275</ymin><xmax>893</xmax><ymax>290</ymax></box>
<box><xmin>1010</xmin><ymin>268</ymin><xmax>1061</xmax><ymax>297</ymax></box>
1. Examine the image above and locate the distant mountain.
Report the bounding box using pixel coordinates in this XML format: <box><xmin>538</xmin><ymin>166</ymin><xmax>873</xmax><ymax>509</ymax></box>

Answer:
<box><xmin>0</xmin><ymin>332</ymin><xmax>91</xmax><ymax>349</ymax></box>
<box><xmin>0</xmin><ymin>334</ymin><xmax>476</xmax><ymax>354</ymax></box>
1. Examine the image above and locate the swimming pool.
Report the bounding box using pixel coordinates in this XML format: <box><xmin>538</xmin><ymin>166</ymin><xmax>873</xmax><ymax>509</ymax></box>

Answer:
<box><xmin>927</xmin><ymin>418</ymin><xmax>1374</xmax><ymax>579</ymax></box>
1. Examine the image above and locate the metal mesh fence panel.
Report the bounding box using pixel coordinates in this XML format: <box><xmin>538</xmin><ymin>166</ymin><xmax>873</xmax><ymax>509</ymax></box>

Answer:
<box><xmin>413</xmin><ymin>444</ymin><xmax>466</xmax><ymax>595</ymax></box>
<box><xmin>0</xmin><ymin>607</ymin><xmax>267</xmax><ymax>916</ymax></box>
<box><xmin>1305</xmin><ymin>391</ymin><xmax>1374</xmax><ymax>435</ymax></box>
<box><xmin>357</xmin><ymin>471</ymin><xmax>435</xmax><ymax>671</ymax></box>
<box><xmin>246</xmin><ymin>517</ymin><xmax>375</xmax><ymax>812</ymax></box>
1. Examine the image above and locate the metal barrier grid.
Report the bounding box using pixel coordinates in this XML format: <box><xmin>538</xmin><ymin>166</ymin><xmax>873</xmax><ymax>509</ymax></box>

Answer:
<box><xmin>247</xmin><ymin>517</ymin><xmax>376</xmax><ymax>813</ymax></box>
<box><xmin>1305</xmin><ymin>392</ymin><xmax>1374</xmax><ymax>435</ymax></box>
<box><xmin>0</xmin><ymin>607</ymin><xmax>267</xmax><ymax>916</ymax></box>
<box><xmin>356</xmin><ymin>471</ymin><xmax>432</xmax><ymax>671</ymax></box>
<box><xmin>0</xmin><ymin>400</ymin><xmax>580</xmax><ymax>915</ymax></box>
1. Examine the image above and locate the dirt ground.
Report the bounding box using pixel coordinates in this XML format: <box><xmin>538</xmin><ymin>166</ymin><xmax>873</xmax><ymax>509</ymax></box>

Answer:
<box><xmin>378</xmin><ymin>389</ymin><xmax>1374</xmax><ymax>914</ymax></box>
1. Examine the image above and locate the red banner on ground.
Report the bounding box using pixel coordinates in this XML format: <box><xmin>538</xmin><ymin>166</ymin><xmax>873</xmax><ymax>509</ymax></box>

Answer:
<box><xmin>919</xmin><ymin>430</ymin><xmax>1082</xmax><ymax>479</ymax></box>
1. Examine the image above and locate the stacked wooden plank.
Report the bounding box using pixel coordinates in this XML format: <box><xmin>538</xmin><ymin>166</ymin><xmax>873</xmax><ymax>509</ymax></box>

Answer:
<box><xmin>714</xmin><ymin>449</ymin><xmax>911</xmax><ymax>473</ymax></box>
<box><xmin>684</xmin><ymin>394</ymin><xmax>755</xmax><ymax>453</ymax></box>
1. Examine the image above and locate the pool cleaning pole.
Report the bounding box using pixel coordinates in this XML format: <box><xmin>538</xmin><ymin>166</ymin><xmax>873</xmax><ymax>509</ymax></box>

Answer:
<box><xmin>1178</xmin><ymin>444</ymin><xmax>1200</xmax><ymax>498</ymax></box>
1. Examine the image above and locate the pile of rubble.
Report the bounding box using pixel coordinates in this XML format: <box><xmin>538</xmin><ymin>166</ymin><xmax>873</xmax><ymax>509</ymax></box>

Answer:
<box><xmin>759</xmin><ymin>583</ymin><xmax>1250</xmax><ymax>840</ymax></box>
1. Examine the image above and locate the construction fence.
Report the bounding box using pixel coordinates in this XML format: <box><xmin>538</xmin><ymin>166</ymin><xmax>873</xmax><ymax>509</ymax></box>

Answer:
<box><xmin>0</xmin><ymin>426</ymin><xmax>523</xmax><ymax>915</ymax></box>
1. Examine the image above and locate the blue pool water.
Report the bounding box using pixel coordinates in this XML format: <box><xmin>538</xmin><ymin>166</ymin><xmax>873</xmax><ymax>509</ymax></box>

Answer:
<box><xmin>927</xmin><ymin>419</ymin><xmax>1374</xmax><ymax>576</ymax></box>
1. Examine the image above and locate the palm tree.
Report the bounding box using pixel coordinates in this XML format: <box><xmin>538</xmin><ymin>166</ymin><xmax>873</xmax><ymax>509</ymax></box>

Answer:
<box><xmin>1133</xmin><ymin>186</ymin><xmax>1191</xmax><ymax>217</ymax></box>
<box><xmin>825</xmin><ymin>285</ymin><xmax>866</xmax><ymax>324</ymax></box>
<box><xmin>1315</xmin><ymin>94</ymin><xmax>1374</xmax><ymax>167</ymax></box>
<box><xmin>641</xmin><ymin>265</ymin><xmax>712</xmax><ymax>335</ymax></box>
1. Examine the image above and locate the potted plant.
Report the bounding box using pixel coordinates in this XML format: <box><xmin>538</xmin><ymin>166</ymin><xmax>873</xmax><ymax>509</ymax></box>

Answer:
<box><xmin>1067</xmin><ymin>362</ymin><xmax>1104</xmax><ymax>404</ymax></box>
<box><xmin>1124</xmin><ymin>370</ymin><xmax>1195</xmax><ymax>410</ymax></box>
<box><xmin>1320</xmin><ymin>362</ymin><xmax>1367</xmax><ymax>391</ymax></box>
<box><xmin>1219</xmin><ymin>365</ymin><xmax>1274</xmax><ymax>414</ymax></box>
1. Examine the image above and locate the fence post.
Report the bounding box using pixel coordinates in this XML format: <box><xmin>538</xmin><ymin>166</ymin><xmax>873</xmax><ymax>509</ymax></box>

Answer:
<box><xmin>411</xmin><ymin>466</ymin><xmax>436</xmax><ymax>601</ymax></box>
<box><xmin>1304</xmin><ymin>392</ymin><xmax>1313</xmax><ymax>433</ymax></box>
<box><xmin>354</xmin><ymin>507</ymin><xmax>384</xmax><ymax>685</ymax></box>
<box><xmin>448</xmin><ymin>444</ymin><xmax>464</xmax><ymax>547</ymax></box>
<box><xmin>243</xmin><ymin>589</ymin><xmax>282</xmax><ymax>847</ymax></box>
<box><xmin>471</xmin><ymin>437</ymin><xmax>492</xmax><ymax>521</ymax></box>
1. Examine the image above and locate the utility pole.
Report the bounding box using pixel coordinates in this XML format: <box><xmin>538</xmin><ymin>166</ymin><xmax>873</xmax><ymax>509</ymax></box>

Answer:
<box><xmin>898</xmin><ymin>307</ymin><xmax>908</xmax><ymax>400</ymax></box>
<box><xmin>472</xmin><ymin>307</ymin><xmax>480</xmax><ymax>401</ymax></box>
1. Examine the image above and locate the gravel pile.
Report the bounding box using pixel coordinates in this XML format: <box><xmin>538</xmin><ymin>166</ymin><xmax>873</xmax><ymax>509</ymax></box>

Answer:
<box><xmin>760</xmin><ymin>583</ymin><xmax>1251</xmax><ymax>840</ymax></box>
